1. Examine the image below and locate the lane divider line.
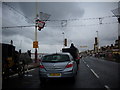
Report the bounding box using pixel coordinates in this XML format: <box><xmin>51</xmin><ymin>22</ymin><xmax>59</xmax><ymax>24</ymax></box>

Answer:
<box><xmin>90</xmin><ymin>69</ymin><xmax>99</xmax><ymax>79</ymax></box>
<box><xmin>86</xmin><ymin>64</ymin><xmax>90</xmax><ymax>68</ymax></box>
<box><xmin>82</xmin><ymin>60</ymin><xmax>86</xmax><ymax>64</ymax></box>
<box><xmin>105</xmin><ymin>85</ymin><xmax>111</xmax><ymax>90</ymax></box>
<box><xmin>82</xmin><ymin>59</ymin><xmax>85</xmax><ymax>62</ymax></box>
<box><xmin>82</xmin><ymin>59</ymin><xmax>111</xmax><ymax>90</ymax></box>
<box><xmin>82</xmin><ymin>59</ymin><xmax>99</xmax><ymax>79</ymax></box>
<box><xmin>82</xmin><ymin>59</ymin><xmax>99</xmax><ymax>78</ymax></box>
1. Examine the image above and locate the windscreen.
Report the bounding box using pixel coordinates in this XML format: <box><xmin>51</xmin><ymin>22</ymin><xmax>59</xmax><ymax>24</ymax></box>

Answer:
<box><xmin>42</xmin><ymin>54</ymin><xmax>70</xmax><ymax>62</ymax></box>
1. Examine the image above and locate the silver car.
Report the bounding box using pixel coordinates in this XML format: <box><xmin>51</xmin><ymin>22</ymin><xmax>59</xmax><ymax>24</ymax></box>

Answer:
<box><xmin>39</xmin><ymin>53</ymin><xmax>78</xmax><ymax>82</ymax></box>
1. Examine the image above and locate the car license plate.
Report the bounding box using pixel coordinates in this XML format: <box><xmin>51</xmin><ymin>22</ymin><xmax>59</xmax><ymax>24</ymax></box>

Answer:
<box><xmin>49</xmin><ymin>73</ymin><xmax>61</xmax><ymax>77</ymax></box>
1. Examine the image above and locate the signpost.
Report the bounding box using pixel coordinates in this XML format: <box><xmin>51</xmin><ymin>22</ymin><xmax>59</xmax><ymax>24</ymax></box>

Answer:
<box><xmin>34</xmin><ymin>2</ymin><xmax>50</xmax><ymax>63</ymax></box>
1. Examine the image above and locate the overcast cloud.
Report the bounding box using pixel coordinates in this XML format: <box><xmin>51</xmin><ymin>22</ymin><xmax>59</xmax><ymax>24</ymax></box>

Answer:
<box><xmin>2</xmin><ymin>2</ymin><xmax>118</xmax><ymax>53</ymax></box>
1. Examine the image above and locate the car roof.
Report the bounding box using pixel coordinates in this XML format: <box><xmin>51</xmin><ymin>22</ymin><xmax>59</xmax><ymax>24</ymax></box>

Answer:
<box><xmin>44</xmin><ymin>52</ymin><xmax>71</xmax><ymax>56</ymax></box>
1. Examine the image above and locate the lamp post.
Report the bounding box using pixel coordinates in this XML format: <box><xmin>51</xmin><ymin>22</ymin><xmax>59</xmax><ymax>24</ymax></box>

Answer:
<box><xmin>62</xmin><ymin>32</ymin><xmax>65</xmax><ymax>47</ymax></box>
<box><xmin>34</xmin><ymin>2</ymin><xmax>50</xmax><ymax>63</ymax></box>
<box><xmin>34</xmin><ymin>2</ymin><xmax>38</xmax><ymax>63</ymax></box>
<box><xmin>112</xmin><ymin>2</ymin><xmax>120</xmax><ymax>52</ymax></box>
<box><xmin>96</xmin><ymin>31</ymin><xmax>99</xmax><ymax>52</ymax></box>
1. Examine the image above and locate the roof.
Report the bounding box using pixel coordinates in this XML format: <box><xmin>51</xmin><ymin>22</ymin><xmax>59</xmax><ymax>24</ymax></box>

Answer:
<box><xmin>44</xmin><ymin>52</ymin><xmax>71</xmax><ymax>56</ymax></box>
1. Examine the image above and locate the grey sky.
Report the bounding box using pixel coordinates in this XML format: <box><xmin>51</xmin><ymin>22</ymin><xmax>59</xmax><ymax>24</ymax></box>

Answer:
<box><xmin>2</xmin><ymin>2</ymin><xmax>118</xmax><ymax>53</ymax></box>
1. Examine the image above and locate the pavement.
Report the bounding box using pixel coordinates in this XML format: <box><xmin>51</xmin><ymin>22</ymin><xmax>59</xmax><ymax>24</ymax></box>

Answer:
<box><xmin>24</xmin><ymin>60</ymin><xmax>40</xmax><ymax>70</ymax></box>
<box><xmin>3</xmin><ymin>60</ymin><xmax>40</xmax><ymax>78</ymax></box>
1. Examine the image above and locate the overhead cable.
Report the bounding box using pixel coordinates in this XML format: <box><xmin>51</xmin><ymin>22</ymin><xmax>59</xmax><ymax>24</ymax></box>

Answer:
<box><xmin>3</xmin><ymin>2</ymin><xmax>34</xmax><ymax>23</ymax></box>
<box><xmin>2</xmin><ymin>22</ymin><xmax>118</xmax><ymax>29</ymax></box>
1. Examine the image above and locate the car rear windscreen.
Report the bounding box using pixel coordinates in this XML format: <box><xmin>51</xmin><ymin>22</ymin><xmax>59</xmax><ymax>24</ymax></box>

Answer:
<box><xmin>42</xmin><ymin>54</ymin><xmax>70</xmax><ymax>62</ymax></box>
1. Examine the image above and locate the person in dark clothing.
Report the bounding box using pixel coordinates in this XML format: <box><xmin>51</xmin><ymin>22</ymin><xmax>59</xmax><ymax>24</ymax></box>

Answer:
<box><xmin>70</xmin><ymin>43</ymin><xmax>80</xmax><ymax>69</ymax></box>
<box><xmin>70</xmin><ymin>43</ymin><xmax>76</xmax><ymax>49</ymax></box>
<box><xmin>70</xmin><ymin>43</ymin><xmax>78</xmax><ymax>59</ymax></box>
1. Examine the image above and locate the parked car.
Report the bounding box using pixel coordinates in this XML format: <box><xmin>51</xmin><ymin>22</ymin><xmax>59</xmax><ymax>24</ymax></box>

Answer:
<box><xmin>39</xmin><ymin>53</ymin><xmax>78</xmax><ymax>82</ymax></box>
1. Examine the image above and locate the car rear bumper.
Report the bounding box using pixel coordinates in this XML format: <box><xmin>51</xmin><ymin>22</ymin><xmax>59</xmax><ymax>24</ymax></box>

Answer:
<box><xmin>39</xmin><ymin>71</ymin><xmax>74</xmax><ymax>79</ymax></box>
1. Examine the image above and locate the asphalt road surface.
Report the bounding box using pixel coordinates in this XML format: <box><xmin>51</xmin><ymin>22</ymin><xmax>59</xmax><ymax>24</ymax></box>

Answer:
<box><xmin>2</xmin><ymin>56</ymin><xmax>120</xmax><ymax>89</ymax></box>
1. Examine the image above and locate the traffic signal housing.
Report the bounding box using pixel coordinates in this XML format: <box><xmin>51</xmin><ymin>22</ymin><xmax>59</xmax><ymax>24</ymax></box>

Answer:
<box><xmin>64</xmin><ymin>38</ymin><xmax>67</xmax><ymax>46</ymax></box>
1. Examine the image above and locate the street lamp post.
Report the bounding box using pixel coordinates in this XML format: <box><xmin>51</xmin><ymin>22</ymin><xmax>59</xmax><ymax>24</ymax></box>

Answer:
<box><xmin>34</xmin><ymin>2</ymin><xmax>50</xmax><ymax>63</ymax></box>
<box><xmin>118</xmin><ymin>18</ymin><xmax>120</xmax><ymax>52</ymax></box>
<box><xmin>61</xmin><ymin>20</ymin><xmax>67</xmax><ymax>47</ymax></box>
<box><xmin>111</xmin><ymin>2</ymin><xmax>120</xmax><ymax>52</ymax></box>
<box><xmin>96</xmin><ymin>31</ymin><xmax>99</xmax><ymax>52</ymax></box>
<box><xmin>35</xmin><ymin>2</ymin><xmax>38</xmax><ymax>63</ymax></box>
<box><xmin>62</xmin><ymin>32</ymin><xmax>65</xmax><ymax>47</ymax></box>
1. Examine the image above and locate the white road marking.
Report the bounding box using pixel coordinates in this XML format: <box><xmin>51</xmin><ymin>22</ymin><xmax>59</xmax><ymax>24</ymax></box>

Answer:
<box><xmin>86</xmin><ymin>64</ymin><xmax>90</xmax><ymax>68</ymax></box>
<box><xmin>9</xmin><ymin>69</ymin><xmax>35</xmax><ymax>77</ymax></box>
<box><xmin>24</xmin><ymin>74</ymin><xmax>33</xmax><ymax>77</ymax></box>
<box><xmin>90</xmin><ymin>69</ymin><xmax>99</xmax><ymax>79</ymax></box>
<box><xmin>25</xmin><ymin>69</ymin><xmax>35</xmax><ymax>73</ymax></box>
<box><xmin>83</xmin><ymin>58</ymin><xmax>111</xmax><ymax>89</ymax></box>
<box><xmin>9</xmin><ymin>73</ymin><xmax>18</xmax><ymax>77</ymax></box>
<box><xmin>82</xmin><ymin>59</ymin><xmax>99</xmax><ymax>79</ymax></box>
<box><xmin>82</xmin><ymin>60</ymin><xmax>86</xmax><ymax>64</ymax></box>
<box><xmin>105</xmin><ymin>85</ymin><xmax>111</xmax><ymax>90</ymax></box>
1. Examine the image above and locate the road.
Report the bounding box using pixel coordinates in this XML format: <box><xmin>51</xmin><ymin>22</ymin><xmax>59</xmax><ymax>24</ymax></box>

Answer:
<box><xmin>2</xmin><ymin>56</ymin><xmax>120</xmax><ymax>89</ymax></box>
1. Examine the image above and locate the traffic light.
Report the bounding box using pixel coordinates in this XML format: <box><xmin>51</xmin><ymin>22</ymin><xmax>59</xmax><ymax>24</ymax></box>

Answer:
<box><xmin>64</xmin><ymin>38</ymin><xmax>67</xmax><ymax>46</ymax></box>
<box><xmin>95</xmin><ymin>37</ymin><xmax>98</xmax><ymax>45</ymax></box>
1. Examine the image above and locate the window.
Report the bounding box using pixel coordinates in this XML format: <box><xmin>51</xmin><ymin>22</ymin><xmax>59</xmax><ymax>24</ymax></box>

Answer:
<box><xmin>42</xmin><ymin>54</ymin><xmax>70</xmax><ymax>62</ymax></box>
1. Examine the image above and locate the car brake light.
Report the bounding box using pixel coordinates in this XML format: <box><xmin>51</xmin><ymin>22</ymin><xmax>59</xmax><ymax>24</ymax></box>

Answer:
<box><xmin>39</xmin><ymin>65</ymin><xmax>45</xmax><ymax>68</ymax></box>
<box><xmin>66</xmin><ymin>63</ymin><xmax>73</xmax><ymax>68</ymax></box>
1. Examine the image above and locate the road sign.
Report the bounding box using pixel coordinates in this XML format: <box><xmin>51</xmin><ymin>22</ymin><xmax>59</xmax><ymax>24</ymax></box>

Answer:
<box><xmin>38</xmin><ymin>21</ymin><xmax>45</xmax><ymax>28</ymax></box>
<box><xmin>36</xmin><ymin>19</ymin><xmax>45</xmax><ymax>31</ymax></box>
<box><xmin>33</xmin><ymin>41</ymin><xmax>38</xmax><ymax>48</ymax></box>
